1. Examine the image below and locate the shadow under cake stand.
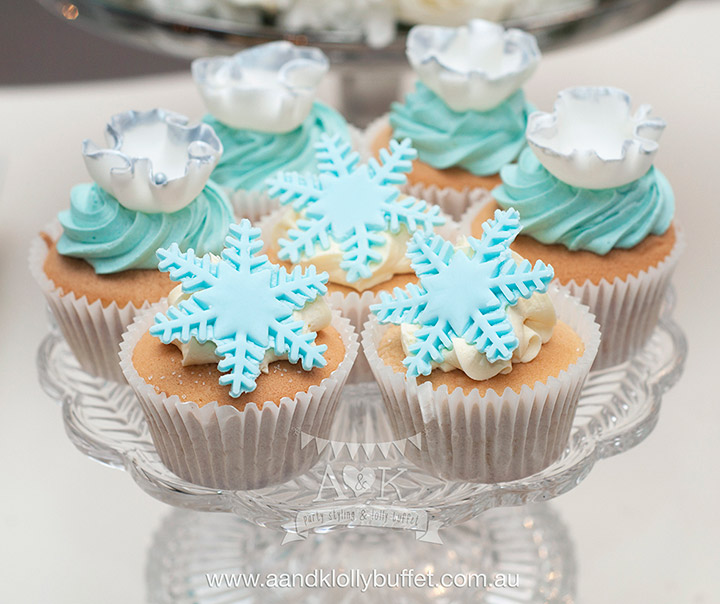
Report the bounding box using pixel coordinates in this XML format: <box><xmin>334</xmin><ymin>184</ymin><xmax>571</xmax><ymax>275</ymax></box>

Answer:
<box><xmin>37</xmin><ymin>290</ymin><xmax>686</xmax><ymax>603</ymax></box>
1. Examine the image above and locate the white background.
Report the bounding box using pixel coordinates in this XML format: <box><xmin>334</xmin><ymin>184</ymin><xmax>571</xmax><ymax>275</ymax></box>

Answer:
<box><xmin>1</xmin><ymin>2</ymin><xmax>719</xmax><ymax>602</ymax></box>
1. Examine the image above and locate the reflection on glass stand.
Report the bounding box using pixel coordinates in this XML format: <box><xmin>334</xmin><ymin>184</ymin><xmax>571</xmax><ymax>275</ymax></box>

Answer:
<box><xmin>37</xmin><ymin>289</ymin><xmax>685</xmax><ymax>602</ymax></box>
<box><xmin>38</xmin><ymin>0</ymin><xmax>679</xmax><ymax>125</ymax></box>
<box><xmin>39</xmin><ymin>0</ymin><xmax>681</xmax><ymax>58</ymax></box>
<box><xmin>146</xmin><ymin>504</ymin><xmax>575</xmax><ymax>603</ymax></box>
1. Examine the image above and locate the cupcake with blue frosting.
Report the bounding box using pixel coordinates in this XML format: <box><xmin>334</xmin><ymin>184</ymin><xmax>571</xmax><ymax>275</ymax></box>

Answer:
<box><xmin>467</xmin><ymin>87</ymin><xmax>683</xmax><ymax>368</ymax></box>
<box><xmin>30</xmin><ymin>108</ymin><xmax>234</xmax><ymax>381</ymax></box>
<box><xmin>192</xmin><ymin>41</ymin><xmax>352</xmax><ymax>222</ymax></box>
<box><xmin>368</xmin><ymin>19</ymin><xmax>540</xmax><ymax>219</ymax></box>
<box><xmin>119</xmin><ymin>219</ymin><xmax>359</xmax><ymax>490</ymax></box>
<box><xmin>362</xmin><ymin>210</ymin><xmax>600</xmax><ymax>482</ymax></box>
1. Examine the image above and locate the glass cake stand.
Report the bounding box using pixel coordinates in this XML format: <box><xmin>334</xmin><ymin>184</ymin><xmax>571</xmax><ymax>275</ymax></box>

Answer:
<box><xmin>36</xmin><ymin>289</ymin><xmax>686</xmax><ymax>602</ymax></box>
<box><xmin>39</xmin><ymin>0</ymin><xmax>680</xmax><ymax>58</ymax></box>
<box><xmin>38</xmin><ymin>0</ymin><xmax>680</xmax><ymax>126</ymax></box>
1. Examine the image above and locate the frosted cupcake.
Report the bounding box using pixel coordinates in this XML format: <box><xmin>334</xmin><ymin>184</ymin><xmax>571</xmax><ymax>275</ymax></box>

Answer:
<box><xmin>30</xmin><ymin>108</ymin><xmax>233</xmax><ymax>382</ymax></box>
<box><xmin>368</xmin><ymin>19</ymin><xmax>539</xmax><ymax>219</ymax></box>
<box><xmin>192</xmin><ymin>41</ymin><xmax>352</xmax><ymax>222</ymax></box>
<box><xmin>363</xmin><ymin>209</ymin><xmax>600</xmax><ymax>482</ymax></box>
<box><xmin>119</xmin><ymin>220</ymin><xmax>358</xmax><ymax>490</ymax></box>
<box><xmin>260</xmin><ymin>134</ymin><xmax>447</xmax><ymax>330</ymax></box>
<box><xmin>474</xmin><ymin>87</ymin><xmax>682</xmax><ymax>368</ymax></box>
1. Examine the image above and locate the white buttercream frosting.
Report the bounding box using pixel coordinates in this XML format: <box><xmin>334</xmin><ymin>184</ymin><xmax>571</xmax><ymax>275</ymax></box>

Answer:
<box><xmin>166</xmin><ymin>280</ymin><xmax>332</xmax><ymax>369</ymax></box>
<box><xmin>272</xmin><ymin>208</ymin><xmax>414</xmax><ymax>291</ymax></box>
<box><xmin>400</xmin><ymin>249</ymin><xmax>556</xmax><ymax>381</ymax></box>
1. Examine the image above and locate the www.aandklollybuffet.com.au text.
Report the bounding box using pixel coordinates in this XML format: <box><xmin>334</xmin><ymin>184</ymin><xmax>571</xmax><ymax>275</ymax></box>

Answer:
<box><xmin>206</xmin><ymin>569</ymin><xmax>520</xmax><ymax>592</ymax></box>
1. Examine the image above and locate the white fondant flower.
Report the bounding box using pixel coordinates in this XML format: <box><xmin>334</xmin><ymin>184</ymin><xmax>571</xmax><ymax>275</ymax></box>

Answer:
<box><xmin>82</xmin><ymin>109</ymin><xmax>222</xmax><ymax>214</ymax></box>
<box><xmin>526</xmin><ymin>87</ymin><xmax>666</xmax><ymax>189</ymax></box>
<box><xmin>406</xmin><ymin>19</ymin><xmax>540</xmax><ymax>112</ymax></box>
<box><xmin>192</xmin><ymin>41</ymin><xmax>329</xmax><ymax>133</ymax></box>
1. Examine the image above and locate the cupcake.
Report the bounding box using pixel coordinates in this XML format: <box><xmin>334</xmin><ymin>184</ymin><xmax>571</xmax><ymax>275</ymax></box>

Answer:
<box><xmin>119</xmin><ymin>219</ymin><xmax>358</xmax><ymax>490</ymax></box>
<box><xmin>363</xmin><ymin>209</ymin><xmax>600</xmax><ymax>482</ymax></box>
<box><xmin>192</xmin><ymin>41</ymin><xmax>353</xmax><ymax>222</ymax></box>
<box><xmin>30</xmin><ymin>108</ymin><xmax>233</xmax><ymax>382</ymax></box>
<box><xmin>260</xmin><ymin>133</ymin><xmax>448</xmax><ymax>331</ymax></box>
<box><xmin>367</xmin><ymin>19</ymin><xmax>540</xmax><ymax>220</ymax></box>
<box><xmin>477</xmin><ymin>86</ymin><xmax>682</xmax><ymax>369</ymax></box>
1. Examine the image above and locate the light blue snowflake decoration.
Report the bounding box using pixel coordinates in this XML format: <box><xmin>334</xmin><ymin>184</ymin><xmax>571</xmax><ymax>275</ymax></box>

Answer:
<box><xmin>371</xmin><ymin>209</ymin><xmax>554</xmax><ymax>377</ymax></box>
<box><xmin>149</xmin><ymin>219</ymin><xmax>329</xmax><ymax>397</ymax></box>
<box><xmin>267</xmin><ymin>134</ymin><xmax>445</xmax><ymax>283</ymax></box>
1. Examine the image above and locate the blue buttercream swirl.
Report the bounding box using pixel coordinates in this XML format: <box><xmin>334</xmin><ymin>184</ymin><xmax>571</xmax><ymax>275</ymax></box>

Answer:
<box><xmin>389</xmin><ymin>82</ymin><xmax>533</xmax><ymax>176</ymax></box>
<box><xmin>56</xmin><ymin>181</ymin><xmax>233</xmax><ymax>274</ymax></box>
<box><xmin>204</xmin><ymin>101</ymin><xmax>349</xmax><ymax>192</ymax></box>
<box><xmin>492</xmin><ymin>148</ymin><xmax>674</xmax><ymax>255</ymax></box>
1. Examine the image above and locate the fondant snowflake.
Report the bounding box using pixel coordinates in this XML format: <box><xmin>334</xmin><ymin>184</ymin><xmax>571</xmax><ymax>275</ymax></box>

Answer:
<box><xmin>267</xmin><ymin>134</ymin><xmax>444</xmax><ymax>283</ymax></box>
<box><xmin>371</xmin><ymin>209</ymin><xmax>554</xmax><ymax>377</ymax></box>
<box><xmin>149</xmin><ymin>220</ymin><xmax>329</xmax><ymax>397</ymax></box>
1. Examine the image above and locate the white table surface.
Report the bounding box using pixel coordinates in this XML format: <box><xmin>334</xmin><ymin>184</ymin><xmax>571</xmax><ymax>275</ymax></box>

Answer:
<box><xmin>1</xmin><ymin>2</ymin><xmax>719</xmax><ymax>602</ymax></box>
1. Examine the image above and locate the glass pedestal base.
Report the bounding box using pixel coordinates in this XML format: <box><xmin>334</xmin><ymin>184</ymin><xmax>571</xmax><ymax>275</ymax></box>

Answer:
<box><xmin>35</xmin><ymin>290</ymin><xmax>686</xmax><ymax>532</ymax></box>
<box><xmin>35</xmin><ymin>293</ymin><xmax>686</xmax><ymax>603</ymax></box>
<box><xmin>147</xmin><ymin>504</ymin><xmax>574</xmax><ymax>603</ymax></box>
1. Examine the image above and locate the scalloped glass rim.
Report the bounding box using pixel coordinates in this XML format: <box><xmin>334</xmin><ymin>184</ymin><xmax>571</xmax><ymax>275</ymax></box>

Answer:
<box><xmin>36</xmin><ymin>290</ymin><xmax>686</xmax><ymax>532</ymax></box>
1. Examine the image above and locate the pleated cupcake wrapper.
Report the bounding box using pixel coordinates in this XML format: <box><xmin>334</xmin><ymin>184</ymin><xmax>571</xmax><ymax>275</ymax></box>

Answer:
<box><xmin>231</xmin><ymin>189</ymin><xmax>282</xmax><ymax>223</ymax></box>
<box><xmin>564</xmin><ymin>230</ymin><xmax>684</xmax><ymax>369</ymax></box>
<box><xmin>361</xmin><ymin>287</ymin><xmax>601</xmax><ymax>483</ymax></box>
<box><xmin>29</xmin><ymin>221</ymin><xmax>149</xmax><ymax>383</ymax></box>
<box><xmin>460</xmin><ymin>200</ymin><xmax>685</xmax><ymax>370</ymax></box>
<box><xmin>362</xmin><ymin>115</ymin><xmax>494</xmax><ymax>221</ymax></box>
<box><xmin>324</xmin><ymin>290</ymin><xmax>380</xmax><ymax>383</ymax></box>
<box><xmin>119</xmin><ymin>303</ymin><xmax>359</xmax><ymax>491</ymax></box>
<box><xmin>228</xmin><ymin>125</ymin><xmax>365</xmax><ymax>223</ymax></box>
<box><xmin>404</xmin><ymin>181</ymin><xmax>493</xmax><ymax>223</ymax></box>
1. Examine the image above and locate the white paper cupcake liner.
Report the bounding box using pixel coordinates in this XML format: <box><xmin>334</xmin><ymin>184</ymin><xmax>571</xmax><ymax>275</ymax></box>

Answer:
<box><xmin>231</xmin><ymin>189</ymin><xmax>282</xmax><ymax>223</ymax></box>
<box><xmin>29</xmin><ymin>221</ymin><xmax>150</xmax><ymax>383</ymax></box>
<box><xmin>324</xmin><ymin>290</ymin><xmax>383</xmax><ymax>384</ymax></box>
<box><xmin>361</xmin><ymin>287</ymin><xmax>601</xmax><ymax>483</ymax></box>
<box><xmin>564</xmin><ymin>230</ymin><xmax>684</xmax><ymax>369</ymax></box>
<box><xmin>119</xmin><ymin>304</ymin><xmax>359</xmax><ymax>491</ymax></box>
<box><xmin>460</xmin><ymin>200</ymin><xmax>685</xmax><ymax>369</ymax></box>
<box><xmin>228</xmin><ymin>125</ymin><xmax>365</xmax><ymax>223</ymax></box>
<box><xmin>363</xmin><ymin>115</ymin><xmax>495</xmax><ymax>221</ymax></box>
<box><xmin>404</xmin><ymin>181</ymin><xmax>493</xmax><ymax>223</ymax></box>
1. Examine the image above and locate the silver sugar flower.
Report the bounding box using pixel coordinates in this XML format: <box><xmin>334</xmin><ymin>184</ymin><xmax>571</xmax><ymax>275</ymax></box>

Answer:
<box><xmin>526</xmin><ymin>87</ymin><xmax>666</xmax><ymax>189</ymax></box>
<box><xmin>406</xmin><ymin>19</ymin><xmax>540</xmax><ymax>112</ymax></box>
<box><xmin>82</xmin><ymin>108</ymin><xmax>222</xmax><ymax>213</ymax></box>
<box><xmin>192</xmin><ymin>41</ymin><xmax>329</xmax><ymax>133</ymax></box>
